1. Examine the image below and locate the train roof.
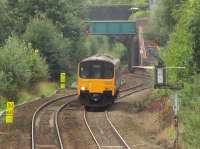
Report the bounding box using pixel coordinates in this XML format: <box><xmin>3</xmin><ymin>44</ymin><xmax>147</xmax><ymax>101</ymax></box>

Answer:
<box><xmin>80</xmin><ymin>54</ymin><xmax>120</xmax><ymax>65</ymax></box>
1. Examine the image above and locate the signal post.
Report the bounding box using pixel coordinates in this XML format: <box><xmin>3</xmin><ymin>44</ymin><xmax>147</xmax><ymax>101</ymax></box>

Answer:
<box><xmin>154</xmin><ymin>62</ymin><xmax>184</xmax><ymax>149</ymax></box>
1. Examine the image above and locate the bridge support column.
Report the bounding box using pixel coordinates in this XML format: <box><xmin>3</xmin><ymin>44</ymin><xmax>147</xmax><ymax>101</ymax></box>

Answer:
<box><xmin>127</xmin><ymin>35</ymin><xmax>139</xmax><ymax>71</ymax></box>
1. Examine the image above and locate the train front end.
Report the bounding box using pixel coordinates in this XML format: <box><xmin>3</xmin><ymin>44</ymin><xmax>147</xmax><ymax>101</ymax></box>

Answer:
<box><xmin>77</xmin><ymin>60</ymin><xmax>116</xmax><ymax>107</ymax></box>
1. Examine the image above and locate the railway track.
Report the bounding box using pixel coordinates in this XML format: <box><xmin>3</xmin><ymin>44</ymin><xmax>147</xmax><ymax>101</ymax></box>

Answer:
<box><xmin>84</xmin><ymin>109</ymin><xmax>131</xmax><ymax>149</ymax></box>
<box><xmin>54</xmin><ymin>80</ymin><xmax>148</xmax><ymax>149</ymax></box>
<box><xmin>83</xmin><ymin>81</ymin><xmax>150</xmax><ymax>149</ymax></box>
<box><xmin>31</xmin><ymin>71</ymin><xmax>151</xmax><ymax>149</ymax></box>
<box><xmin>119</xmin><ymin>74</ymin><xmax>151</xmax><ymax>100</ymax></box>
<box><xmin>118</xmin><ymin>83</ymin><xmax>150</xmax><ymax>100</ymax></box>
<box><xmin>131</xmin><ymin>73</ymin><xmax>152</xmax><ymax>80</ymax></box>
<box><xmin>31</xmin><ymin>93</ymin><xmax>77</xmax><ymax>149</ymax></box>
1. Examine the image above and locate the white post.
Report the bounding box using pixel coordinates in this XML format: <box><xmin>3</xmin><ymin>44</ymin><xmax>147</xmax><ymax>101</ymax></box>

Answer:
<box><xmin>173</xmin><ymin>91</ymin><xmax>179</xmax><ymax>149</ymax></box>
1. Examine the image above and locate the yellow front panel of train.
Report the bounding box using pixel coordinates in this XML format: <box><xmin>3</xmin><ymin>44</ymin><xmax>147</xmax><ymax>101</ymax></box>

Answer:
<box><xmin>78</xmin><ymin>78</ymin><xmax>114</xmax><ymax>94</ymax></box>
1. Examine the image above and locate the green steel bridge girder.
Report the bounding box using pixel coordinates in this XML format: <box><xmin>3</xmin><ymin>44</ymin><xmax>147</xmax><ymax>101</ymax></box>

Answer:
<box><xmin>86</xmin><ymin>20</ymin><xmax>137</xmax><ymax>35</ymax></box>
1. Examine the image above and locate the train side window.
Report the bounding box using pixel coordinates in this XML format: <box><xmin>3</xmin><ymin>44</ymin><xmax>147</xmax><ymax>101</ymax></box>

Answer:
<box><xmin>104</xmin><ymin>62</ymin><xmax>114</xmax><ymax>79</ymax></box>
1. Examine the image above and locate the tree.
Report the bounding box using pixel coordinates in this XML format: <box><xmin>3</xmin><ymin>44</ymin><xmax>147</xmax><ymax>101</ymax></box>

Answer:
<box><xmin>4</xmin><ymin>0</ymin><xmax>87</xmax><ymax>79</ymax></box>
<box><xmin>0</xmin><ymin>0</ymin><xmax>13</xmax><ymax>44</ymax></box>
<box><xmin>189</xmin><ymin>1</ymin><xmax>200</xmax><ymax>72</ymax></box>
<box><xmin>162</xmin><ymin>0</ymin><xmax>200</xmax><ymax>76</ymax></box>
<box><xmin>148</xmin><ymin>0</ymin><xmax>185</xmax><ymax>45</ymax></box>
<box><xmin>7</xmin><ymin>0</ymin><xmax>86</xmax><ymax>38</ymax></box>
<box><xmin>23</xmin><ymin>18</ymin><xmax>68</xmax><ymax>79</ymax></box>
<box><xmin>23</xmin><ymin>17</ymin><xmax>87</xmax><ymax>79</ymax></box>
<box><xmin>0</xmin><ymin>36</ymin><xmax>48</xmax><ymax>100</ymax></box>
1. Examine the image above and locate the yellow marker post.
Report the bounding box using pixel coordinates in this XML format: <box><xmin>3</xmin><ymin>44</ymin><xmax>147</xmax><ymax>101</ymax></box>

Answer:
<box><xmin>60</xmin><ymin>73</ymin><xmax>66</xmax><ymax>89</ymax></box>
<box><xmin>5</xmin><ymin>101</ymin><xmax>14</xmax><ymax>124</ymax></box>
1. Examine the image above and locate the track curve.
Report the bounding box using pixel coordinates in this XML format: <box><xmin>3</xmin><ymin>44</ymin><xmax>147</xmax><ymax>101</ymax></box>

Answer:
<box><xmin>31</xmin><ymin>93</ymin><xmax>77</xmax><ymax>149</ymax></box>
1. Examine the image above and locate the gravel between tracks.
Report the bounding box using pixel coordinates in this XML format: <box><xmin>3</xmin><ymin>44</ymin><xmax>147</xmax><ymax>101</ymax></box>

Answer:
<box><xmin>59</xmin><ymin>101</ymin><xmax>96</xmax><ymax>149</ymax></box>
<box><xmin>34</xmin><ymin>96</ymin><xmax>77</xmax><ymax>149</ymax></box>
<box><xmin>85</xmin><ymin>110</ymin><xmax>125</xmax><ymax>149</ymax></box>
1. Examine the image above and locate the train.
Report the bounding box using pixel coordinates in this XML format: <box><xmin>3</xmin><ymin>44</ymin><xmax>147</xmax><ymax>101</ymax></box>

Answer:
<box><xmin>77</xmin><ymin>54</ymin><xmax>121</xmax><ymax>108</ymax></box>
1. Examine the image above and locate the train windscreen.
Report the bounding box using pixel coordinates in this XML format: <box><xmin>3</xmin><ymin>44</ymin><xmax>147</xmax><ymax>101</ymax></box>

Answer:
<box><xmin>79</xmin><ymin>61</ymin><xmax>114</xmax><ymax>79</ymax></box>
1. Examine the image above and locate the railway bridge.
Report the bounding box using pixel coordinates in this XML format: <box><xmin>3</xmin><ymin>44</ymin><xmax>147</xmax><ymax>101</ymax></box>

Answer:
<box><xmin>86</xmin><ymin>5</ymin><xmax>140</xmax><ymax>70</ymax></box>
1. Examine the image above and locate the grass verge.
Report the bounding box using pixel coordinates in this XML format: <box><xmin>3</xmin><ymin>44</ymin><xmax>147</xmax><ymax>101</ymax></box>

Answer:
<box><xmin>0</xmin><ymin>81</ymin><xmax>58</xmax><ymax>112</ymax></box>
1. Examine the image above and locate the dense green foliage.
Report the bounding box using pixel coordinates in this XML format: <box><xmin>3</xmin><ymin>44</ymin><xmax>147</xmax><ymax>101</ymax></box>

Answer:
<box><xmin>0</xmin><ymin>37</ymin><xmax>47</xmax><ymax>100</ymax></box>
<box><xmin>23</xmin><ymin>17</ymin><xmax>87</xmax><ymax>79</ymax></box>
<box><xmin>85</xmin><ymin>36</ymin><xmax>127</xmax><ymax>63</ymax></box>
<box><xmin>0</xmin><ymin>1</ymin><xmax>12</xmax><ymax>45</ymax></box>
<box><xmin>6</xmin><ymin>0</ymin><xmax>85</xmax><ymax>38</ymax></box>
<box><xmin>189</xmin><ymin>1</ymin><xmax>200</xmax><ymax>72</ymax></box>
<box><xmin>0</xmin><ymin>0</ymin><xmax>87</xmax><ymax>80</ymax></box>
<box><xmin>148</xmin><ymin>0</ymin><xmax>200</xmax><ymax>74</ymax></box>
<box><xmin>147</xmin><ymin>0</ymin><xmax>186</xmax><ymax>45</ymax></box>
<box><xmin>179</xmin><ymin>75</ymin><xmax>200</xmax><ymax>148</ymax></box>
<box><xmin>149</xmin><ymin>0</ymin><xmax>200</xmax><ymax>147</ymax></box>
<box><xmin>161</xmin><ymin>1</ymin><xmax>200</xmax><ymax>76</ymax></box>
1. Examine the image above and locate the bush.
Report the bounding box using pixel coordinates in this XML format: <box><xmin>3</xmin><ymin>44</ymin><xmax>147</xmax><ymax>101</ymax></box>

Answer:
<box><xmin>0</xmin><ymin>36</ymin><xmax>48</xmax><ymax>100</ymax></box>
<box><xmin>23</xmin><ymin>17</ymin><xmax>87</xmax><ymax>79</ymax></box>
<box><xmin>0</xmin><ymin>96</ymin><xmax>7</xmax><ymax>111</ymax></box>
<box><xmin>85</xmin><ymin>36</ymin><xmax>127</xmax><ymax>62</ymax></box>
<box><xmin>179</xmin><ymin>75</ymin><xmax>200</xmax><ymax>148</ymax></box>
<box><xmin>0</xmin><ymin>1</ymin><xmax>12</xmax><ymax>45</ymax></box>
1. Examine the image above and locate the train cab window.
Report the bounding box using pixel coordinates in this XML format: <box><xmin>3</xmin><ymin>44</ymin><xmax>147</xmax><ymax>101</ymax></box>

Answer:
<box><xmin>92</xmin><ymin>64</ymin><xmax>102</xmax><ymax>78</ymax></box>
<box><xmin>80</xmin><ymin>63</ymin><xmax>90</xmax><ymax>78</ymax></box>
<box><xmin>79</xmin><ymin>61</ymin><xmax>114</xmax><ymax>79</ymax></box>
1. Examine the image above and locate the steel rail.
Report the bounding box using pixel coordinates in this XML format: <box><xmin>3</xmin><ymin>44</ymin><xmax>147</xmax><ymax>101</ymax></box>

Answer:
<box><xmin>84</xmin><ymin>109</ymin><xmax>131</xmax><ymax>149</ymax></box>
<box><xmin>119</xmin><ymin>83</ymin><xmax>144</xmax><ymax>93</ymax></box>
<box><xmin>31</xmin><ymin>93</ymin><xmax>77</xmax><ymax>149</ymax></box>
<box><xmin>105</xmin><ymin>111</ymin><xmax>131</xmax><ymax>149</ymax></box>
<box><xmin>83</xmin><ymin>110</ymin><xmax>102</xmax><ymax>149</ymax></box>
<box><xmin>83</xmin><ymin>81</ymin><xmax>149</xmax><ymax>148</ymax></box>
<box><xmin>119</xmin><ymin>86</ymin><xmax>150</xmax><ymax>99</ymax></box>
<box><xmin>130</xmin><ymin>72</ymin><xmax>153</xmax><ymax>80</ymax></box>
<box><xmin>54</xmin><ymin>98</ymin><xmax>77</xmax><ymax>149</ymax></box>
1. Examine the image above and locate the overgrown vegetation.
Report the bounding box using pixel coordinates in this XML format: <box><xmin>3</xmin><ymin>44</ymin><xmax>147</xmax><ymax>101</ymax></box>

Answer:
<box><xmin>22</xmin><ymin>17</ymin><xmax>87</xmax><ymax>79</ymax></box>
<box><xmin>18</xmin><ymin>82</ymin><xmax>57</xmax><ymax>103</ymax></box>
<box><xmin>148</xmin><ymin>0</ymin><xmax>200</xmax><ymax>147</ymax></box>
<box><xmin>85</xmin><ymin>36</ymin><xmax>127</xmax><ymax>64</ymax></box>
<box><xmin>0</xmin><ymin>0</ymin><xmax>87</xmax><ymax>79</ymax></box>
<box><xmin>146</xmin><ymin>0</ymin><xmax>184</xmax><ymax>45</ymax></box>
<box><xmin>179</xmin><ymin>75</ymin><xmax>200</xmax><ymax>148</ymax></box>
<box><xmin>0</xmin><ymin>37</ymin><xmax>47</xmax><ymax>100</ymax></box>
<box><xmin>0</xmin><ymin>0</ymin><xmax>87</xmax><ymax>105</ymax></box>
<box><xmin>0</xmin><ymin>82</ymin><xmax>57</xmax><ymax>111</ymax></box>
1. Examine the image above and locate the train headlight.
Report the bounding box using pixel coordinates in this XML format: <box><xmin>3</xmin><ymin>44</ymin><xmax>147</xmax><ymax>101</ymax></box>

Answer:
<box><xmin>80</xmin><ymin>86</ymin><xmax>86</xmax><ymax>90</ymax></box>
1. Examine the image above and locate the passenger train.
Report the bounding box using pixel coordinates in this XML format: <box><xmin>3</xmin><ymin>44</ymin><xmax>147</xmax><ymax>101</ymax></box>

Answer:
<box><xmin>77</xmin><ymin>54</ymin><xmax>121</xmax><ymax>107</ymax></box>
